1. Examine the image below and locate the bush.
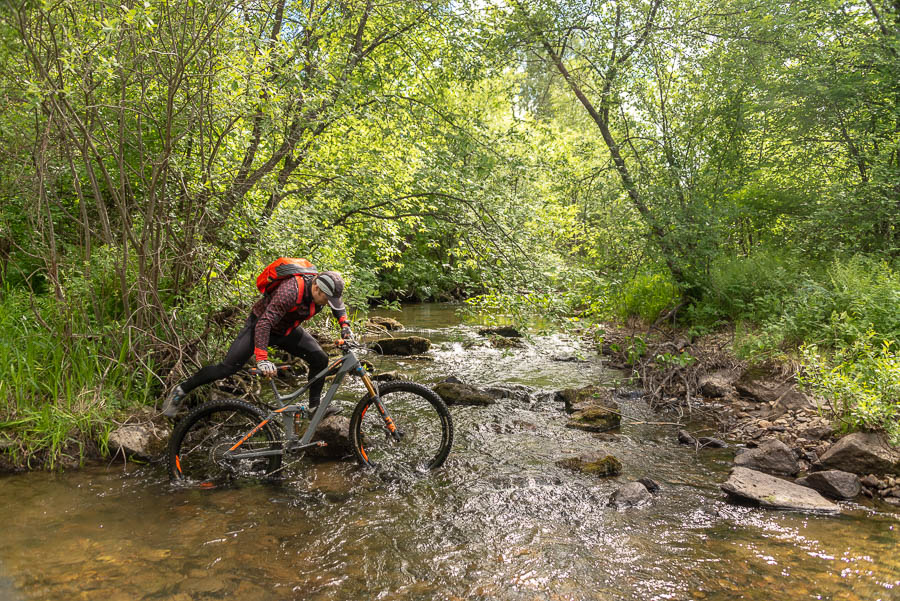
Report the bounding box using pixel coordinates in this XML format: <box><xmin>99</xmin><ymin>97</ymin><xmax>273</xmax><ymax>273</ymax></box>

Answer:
<box><xmin>799</xmin><ymin>335</ymin><xmax>900</xmax><ymax>445</ymax></box>
<box><xmin>611</xmin><ymin>270</ymin><xmax>680</xmax><ymax>322</ymax></box>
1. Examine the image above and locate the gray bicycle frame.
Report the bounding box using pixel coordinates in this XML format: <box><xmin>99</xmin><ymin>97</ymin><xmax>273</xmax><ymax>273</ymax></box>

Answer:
<box><xmin>224</xmin><ymin>348</ymin><xmax>387</xmax><ymax>460</ymax></box>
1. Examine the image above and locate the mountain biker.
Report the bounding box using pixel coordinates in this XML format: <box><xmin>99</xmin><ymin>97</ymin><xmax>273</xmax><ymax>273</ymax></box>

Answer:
<box><xmin>161</xmin><ymin>268</ymin><xmax>353</xmax><ymax>418</ymax></box>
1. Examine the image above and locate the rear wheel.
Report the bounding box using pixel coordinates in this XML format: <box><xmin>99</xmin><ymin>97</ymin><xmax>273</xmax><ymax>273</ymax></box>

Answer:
<box><xmin>350</xmin><ymin>381</ymin><xmax>453</xmax><ymax>474</ymax></box>
<box><xmin>167</xmin><ymin>399</ymin><xmax>282</xmax><ymax>486</ymax></box>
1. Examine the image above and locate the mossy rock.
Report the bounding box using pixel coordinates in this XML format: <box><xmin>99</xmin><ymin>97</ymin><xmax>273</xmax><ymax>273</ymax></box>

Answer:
<box><xmin>556</xmin><ymin>452</ymin><xmax>622</xmax><ymax>477</ymax></box>
<box><xmin>478</xmin><ymin>326</ymin><xmax>522</xmax><ymax>338</ymax></box>
<box><xmin>555</xmin><ymin>385</ymin><xmax>616</xmax><ymax>414</ymax></box>
<box><xmin>366</xmin><ymin>316</ymin><xmax>404</xmax><ymax>331</ymax></box>
<box><xmin>566</xmin><ymin>406</ymin><xmax>621</xmax><ymax>433</ymax></box>
<box><xmin>488</xmin><ymin>335</ymin><xmax>525</xmax><ymax>349</ymax></box>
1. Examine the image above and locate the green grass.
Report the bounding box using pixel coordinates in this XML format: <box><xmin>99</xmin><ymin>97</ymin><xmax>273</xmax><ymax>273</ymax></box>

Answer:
<box><xmin>0</xmin><ymin>288</ymin><xmax>156</xmax><ymax>469</ymax></box>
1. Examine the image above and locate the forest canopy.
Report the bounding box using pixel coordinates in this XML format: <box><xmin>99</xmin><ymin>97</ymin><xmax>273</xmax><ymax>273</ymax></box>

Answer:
<box><xmin>0</xmin><ymin>0</ymin><xmax>897</xmax><ymax>465</ymax></box>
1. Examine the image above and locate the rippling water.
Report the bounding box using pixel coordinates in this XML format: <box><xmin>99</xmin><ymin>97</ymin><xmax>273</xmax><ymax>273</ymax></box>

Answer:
<box><xmin>1</xmin><ymin>304</ymin><xmax>898</xmax><ymax>600</ymax></box>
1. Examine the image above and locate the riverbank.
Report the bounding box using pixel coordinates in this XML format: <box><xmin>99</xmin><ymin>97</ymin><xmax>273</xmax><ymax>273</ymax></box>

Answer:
<box><xmin>592</xmin><ymin>321</ymin><xmax>900</xmax><ymax>505</ymax></box>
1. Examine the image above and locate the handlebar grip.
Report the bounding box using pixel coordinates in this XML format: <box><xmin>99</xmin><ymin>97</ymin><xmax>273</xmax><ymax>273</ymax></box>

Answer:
<box><xmin>248</xmin><ymin>365</ymin><xmax>292</xmax><ymax>376</ymax></box>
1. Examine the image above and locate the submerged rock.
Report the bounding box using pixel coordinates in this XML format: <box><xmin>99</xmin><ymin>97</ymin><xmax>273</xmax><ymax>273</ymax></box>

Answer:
<box><xmin>556</xmin><ymin>386</ymin><xmax>617</xmax><ymax>414</ymax></box>
<box><xmin>483</xmin><ymin>384</ymin><xmax>534</xmax><ymax>403</ymax></box>
<box><xmin>608</xmin><ymin>482</ymin><xmax>653</xmax><ymax>508</ymax></box>
<box><xmin>795</xmin><ymin>470</ymin><xmax>861</xmax><ymax>500</ymax></box>
<box><xmin>566</xmin><ymin>407</ymin><xmax>620</xmax><ymax>433</ymax></box>
<box><xmin>734</xmin><ymin>439</ymin><xmax>800</xmax><ymax>476</ymax></box>
<box><xmin>370</xmin><ymin>370</ymin><xmax>405</xmax><ymax>382</ymax></box>
<box><xmin>815</xmin><ymin>432</ymin><xmax>900</xmax><ymax>476</ymax></box>
<box><xmin>678</xmin><ymin>429</ymin><xmax>697</xmax><ymax>445</ymax></box>
<box><xmin>721</xmin><ymin>467</ymin><xmax>840</xmax><ymax>513</ymax></box>
<box><xmin>372</xmin><ymin>336</ymin><xmax>431</xmax><ymax>356</ymax></box>
<box><xmin>697</xmin><ymin>437</ymin><xmax>728</xmax><ymax>449</ymax></box>
<box><xmin>478</xmin><ymin>326</ymin><xmax>522</xmax><ymax>338</ymax></box>
<box><xmin>556</xmin><ymin>452</ymin><xmax>622</xmax><ymax>477</ymax></box>
<box><xmin>637</xmin><ymin>477</ymin><xmax>661</xmax><ymax>493</ymax></box>
<box><xmin>433</xmin><ymin>381</ymin><xmax>497</xmax><ymax>406</ymax></box>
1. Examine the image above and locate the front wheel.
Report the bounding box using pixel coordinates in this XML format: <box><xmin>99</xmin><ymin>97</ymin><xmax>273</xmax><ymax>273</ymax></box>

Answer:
<box><xmin>167</xmin><ymin>399</ymin><xmax>282</xmax><ymax>486</ymax></box>
<box><xmin>350</xmin><ymin>381</ymin><xmax>453</xmax><ymax>474</ymax></box>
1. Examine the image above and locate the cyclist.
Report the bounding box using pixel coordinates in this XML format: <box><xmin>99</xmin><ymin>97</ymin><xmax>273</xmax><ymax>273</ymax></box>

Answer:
<box><xmin>162</xmin><ymin>269</ymin><xmax>353</xmax><ymax>418</ymax></box>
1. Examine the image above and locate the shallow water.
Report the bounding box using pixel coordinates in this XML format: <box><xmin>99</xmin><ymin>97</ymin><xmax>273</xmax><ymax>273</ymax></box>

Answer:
<box><xmin>1</xmin><ymin>304</ymin><xmax>898</xmax><ymax>601</ymax></box>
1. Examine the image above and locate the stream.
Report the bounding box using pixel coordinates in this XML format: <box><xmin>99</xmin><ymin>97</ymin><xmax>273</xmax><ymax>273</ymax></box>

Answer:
<box><xmin>0</xmin><ymin>303</ymin><xmax>897</xmax><ymax>600</ymax></box>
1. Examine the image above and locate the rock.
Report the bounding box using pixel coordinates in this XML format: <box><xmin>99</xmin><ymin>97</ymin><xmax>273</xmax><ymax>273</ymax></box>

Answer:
<box><xmin>697</xmin><ymin>437</ymin><xmax>728</xmax><ymax>449</ymax></box>
<box><xmin>372</xmin><ymin>336</ymin><xmax>431</xmax><ymax>356</ymax></box>
<box><xmin>551</xmin><ymin>355</ymin><xmax>589</xmax><ymax>363</ymax></box>
<box><xmin>483</xmin><ymin>384</ymin><xmax>533</xmax><ymax>402</ymax></box>
<box><xmin>797</xmin><ymin>418</ymin><xmax>833</xmax><ymax>441</ymax></box>
<box><xmin>477</xmin><ymin>326</ymin><xmax>522</xmax><ymax>338</ymax></box>
<box><xmin>721</xmin><ymin>467</ymin><xmax>840</xmax><ymax>514</ymax></box>
<box><xmin>307</xmin><ymin>415</ymin><xmax>353</xmax><ymax>459</ymax></box>
<box><xmin>860</xmin><ymin>474</ymin><xmax>881</xmax><ymax>488</ymax></box>
<box><xmin>678</xmin><ymin>430</ymin><xmax>697</xmax><ymax>445</ymax></box>
<box><xmin>556</xmin><ymin>386</ymin><xmax>616</xmax><ymax>414</ymax></box>
<box><xmin>370</xmin><ymin>371</ymin><xmax>405</xmax><ymax>382</ymax></box>
<box><xmin>795</xmin><ymin>470</ymin><xmax>861</xmax><ymax>499</ymax></box>
<box><xmin>556</xmin><ymin>452</ymin><xmax>622</xmax><ymax>477</ymax></box>
<box><xmin>885</xmin><ymin>486</ymin><xmax>900</xmax><ymax>498</ymax></box>
<box><xmin>432</xmin><ymin>382</ymin><xmax>497</xmax><ymax>406</ymax></box>
<box><xmin>734</xmin><ymin>369</ymin><xmax>813</xmax><ymax>410</ymax></box>
<box><xmin>107</xmin><ymin>423</ymin><xmax>168</xmax><ymax>460</ymax></box>
<box><xmin>566</xmin><ymin>406</ymin><xmax>620</xmax><ymax>433</ymax></box>
<box><xmin>488</xmin><ymin>336</ymin><xmax>525</xmax><ymax>349</ymax></box>
<box><xmin>637</xmin><ymin>477</ymin><xmax>661</xmax><ymax>493</ymax></box>
<box><xmin>608</xmin><ymin>482</ymin><xmax>653</xmax><ymax>509</ymax></box>
<box><xmin>815</xmin><ymin>432</ymin><xmax>900</xmax><ymax>476</ymax></box>
<box><xmin>365</xmin><ymin>316</ymin><xmax>404</xmax><ymax>331</ymax></box>
<box><xmin>699</xmin><ymin>371</ymin><xmax>734</xmax><ymax>398</ymax></box>
<box><xmin>734</xmin><ymin>439</ymin><xmax>800</xmax><ymax>476</ymax></box>
<box><xmin>885</xmin><ymin>497</ymin><xmax>900</xmax><ymax>506</ymax></box>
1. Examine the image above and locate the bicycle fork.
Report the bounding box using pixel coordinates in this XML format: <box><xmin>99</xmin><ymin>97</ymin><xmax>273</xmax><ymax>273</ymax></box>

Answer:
<box><xmin>359</xmin><ymin>369</ymin><xmax>402</xmax><ymax>442</ymax></box>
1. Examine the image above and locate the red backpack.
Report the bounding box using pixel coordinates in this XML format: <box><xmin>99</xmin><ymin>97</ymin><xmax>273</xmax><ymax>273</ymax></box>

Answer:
<box><xmin>256</xmin><ymin>258</ymin><xmax>318</xmax><ymax>295</ymax></box>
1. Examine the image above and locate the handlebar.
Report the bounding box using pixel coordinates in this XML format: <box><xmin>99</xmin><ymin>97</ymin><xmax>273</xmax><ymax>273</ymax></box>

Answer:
<box><xmin>247</xmin><ymin>364</ymin><xmax>293</xmax><ymax>376</ymax></box>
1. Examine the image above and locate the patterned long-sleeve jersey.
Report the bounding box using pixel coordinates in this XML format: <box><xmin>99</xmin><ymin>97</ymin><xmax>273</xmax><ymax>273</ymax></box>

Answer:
<box><xmin>251</xmin><ymin>275</ymin><xmax>348</xmax><ymax>362</ymax></box>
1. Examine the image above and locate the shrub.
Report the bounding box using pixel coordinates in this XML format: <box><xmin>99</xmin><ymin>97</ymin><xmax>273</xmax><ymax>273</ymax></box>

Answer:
<box><xmin>799</xmin><ymin>334</ymin><xmax>900</xmax><ymax>445</ymax></box>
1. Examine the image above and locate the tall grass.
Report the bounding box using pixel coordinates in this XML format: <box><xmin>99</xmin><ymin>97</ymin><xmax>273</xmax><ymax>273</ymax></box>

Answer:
<box><xmin>0</xmin><ymin>288</ymin><xmax>156</xmax><ymax>469</ymax></box>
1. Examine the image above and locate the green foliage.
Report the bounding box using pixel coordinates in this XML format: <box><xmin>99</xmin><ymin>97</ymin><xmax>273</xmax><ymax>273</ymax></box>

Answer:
<box><xmin>0</xmin><ymin>286</ymin><xmax>155</xmax><ymax>468</ymax></box>
<box><xmin>799</xmin><ymin>335</ymin><xmax>900</xmax><ymax>446</ymax></box>
<box><xmin>609</xmin><ymin>270</ymin><xmax>681</xmax><ymax>323</ymax></box>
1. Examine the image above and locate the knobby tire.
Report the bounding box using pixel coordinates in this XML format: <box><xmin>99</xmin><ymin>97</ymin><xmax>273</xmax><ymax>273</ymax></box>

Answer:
<box><xmin>349</xmin><ymin>381</ymin><xmax>453</xmax><ymax>474</ymax></box>
<box><xmin>167</xmin><ymin>399</ymin><xmax>282</xmax><ymax>486</ymax></box>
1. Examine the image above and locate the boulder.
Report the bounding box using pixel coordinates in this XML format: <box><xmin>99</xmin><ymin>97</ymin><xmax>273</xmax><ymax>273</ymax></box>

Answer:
<box><xmin>432</xmin><ymin>382</ymin><xmax>497</xmax><ymax>406</ymax></box>
<box><xmin>735</xmin><ymin>368</ymin><xmax>812</xmax><ymax>410</ymax></box>
<box><xmin>699</xmin><ymin>371</ymin><xmax>734</xmax><ymax>398</ymax></box>
<box><xmin>795</xmin><ymin>470</ymin><xmax>861</xmax><ymax>500</ymax></box>
<box><xmin>365</xmin><ymin>316</ymin><xmax>404</xmax><ymax>331</ymax></box>
<box><xmin>815</xmin><ymin>432</ymin><xmax>900</xmax><ymax>476</ymax></box>
<box><xmin>721</xmin><ymin>467</ymin><xmax>840</xmax><ymax>514</ymax></box>
<box><xmin>477</xmin><ymin>326</ymin><xmax>522</xmax><ymax>338</ymax></box>
<box><xmin>488</xmin><ymin>336</ymin><xmax>525</xmax><ymax>349</ymax></box>
<box><xmin>307</xmin><ymin>415</ymin><xmax>353</xmax><ymax>459</ymax></box>
<box><xmin>608</xmin><ymin>482</ymin><xmax>653</xmax><ymax>509</ymax></box>
<box><xmin>733</xmin><ymin>439</ymin><xmax>800</xmax><ymax>476</ymax></box>
<box><xmin>556</xmin><ymin>452</ymin><xmax>622</xmax><ymax>477</ymax></box>
<box><xmin>108</xmin><ymin>423</ymin><xmax>169</xmax><ymax>460</ymax></box>
<box><xmin>372</xmin><ymin>336</ymin><xmax>431</xmax><ymax>356</ymax></box>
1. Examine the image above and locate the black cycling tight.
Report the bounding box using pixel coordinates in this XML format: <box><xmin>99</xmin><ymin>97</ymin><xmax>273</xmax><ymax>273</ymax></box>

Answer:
<box><xmin>179</xmin><ymin>314</ymin><xmax>329</xmax><ymax>402</ymax></box>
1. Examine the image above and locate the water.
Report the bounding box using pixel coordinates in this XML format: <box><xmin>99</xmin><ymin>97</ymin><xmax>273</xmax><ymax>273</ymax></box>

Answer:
<box><xmin>0</xmin><ymin>303</ymin><xmax>898</xmax><ymax>600</ymax></box>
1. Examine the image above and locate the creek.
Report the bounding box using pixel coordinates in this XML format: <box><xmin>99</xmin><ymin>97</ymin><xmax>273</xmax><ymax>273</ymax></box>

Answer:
<box><xmin>0</xmin><ymin>303</ymin><xmax>897</xmax><ymax>600</ymax></box>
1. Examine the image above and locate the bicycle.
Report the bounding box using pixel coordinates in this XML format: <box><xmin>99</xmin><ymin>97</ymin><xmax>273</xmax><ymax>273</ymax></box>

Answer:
<box><xmin>166</xmin><ymin>340</ymin><xmax>453</xmax><ymax>487</ymax></box>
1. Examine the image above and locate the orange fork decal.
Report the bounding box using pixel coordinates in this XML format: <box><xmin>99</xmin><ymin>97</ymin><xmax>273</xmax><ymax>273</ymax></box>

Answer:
<box><xmin>384</xmin><ymin>416</ymin><xmax>397</xmax><ymax>433</ymax></box>
<box><xmin>175</xmin><ymin>455</ymin><xmax>182</xmax><ymax>474</ymax></box>
<box><xmin>229</xmin><ymin>419</ymin><xmax>271</xmax><ymax>452</ymax></box>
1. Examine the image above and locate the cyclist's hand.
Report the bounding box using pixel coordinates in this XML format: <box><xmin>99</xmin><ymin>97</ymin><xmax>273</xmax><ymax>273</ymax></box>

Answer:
<box><xmin>257</xmin><ymin>360</ymin><xmax>277</xmax><ymax>378</ymax></box>
<box><xmin>341</xmin><ymin>325</ymin><xmax>353</xmax><ymax>341</ymax></box>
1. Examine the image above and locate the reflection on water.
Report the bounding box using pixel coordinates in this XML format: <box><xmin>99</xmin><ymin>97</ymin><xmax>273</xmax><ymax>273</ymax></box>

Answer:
<box><xmin>1</xmin><ymin>303</ymin><xmax>898</xmax><ymax>601</ymax></box>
